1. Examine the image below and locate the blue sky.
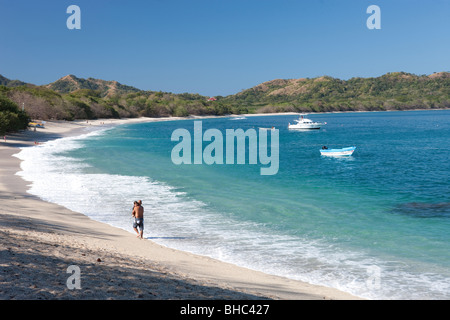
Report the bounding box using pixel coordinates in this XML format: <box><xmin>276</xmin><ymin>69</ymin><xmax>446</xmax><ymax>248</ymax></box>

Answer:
<box><xmin>0</xmin><ymin>0</ymin><xmax>449</xmax><ymax>96</ymax></box>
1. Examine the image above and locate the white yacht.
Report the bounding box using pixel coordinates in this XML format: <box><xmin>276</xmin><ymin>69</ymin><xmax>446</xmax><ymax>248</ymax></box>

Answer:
<box><xmin>288</xmin><ymin>114</ymin><xmax>325</xmax><ymax>130</ymax></box>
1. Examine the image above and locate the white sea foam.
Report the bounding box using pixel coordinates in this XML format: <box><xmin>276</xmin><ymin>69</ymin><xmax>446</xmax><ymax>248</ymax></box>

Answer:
<box><xmin>13</xmin><ymin>129</ymin><xmax>450</xmax><ymax>300</ymax></box>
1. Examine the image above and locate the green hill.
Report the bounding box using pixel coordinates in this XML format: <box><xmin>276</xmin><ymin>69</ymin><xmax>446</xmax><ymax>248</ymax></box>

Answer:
<box><xmin>0</xmin><ymin>74</ymin><xmax>31</xmax><ymax>88</ymax></box>
<box><xmin>0</xmin><ymin>74</ymin><xmax>227</xmax><ymax>123</ymax></box>
<box><xmin>223</xmin><ymin>72</ymin><xmax>450</xmax><ymax>113</ymax></box>
<box><xmin>1</xmin><ymin>71</ymin><xmax>449</xmax><ymax>133</ymax></box>
<box><xmin>45</xmin><ymin>75</ymin><xmax>141</xmax><ymax>97</ymax></box>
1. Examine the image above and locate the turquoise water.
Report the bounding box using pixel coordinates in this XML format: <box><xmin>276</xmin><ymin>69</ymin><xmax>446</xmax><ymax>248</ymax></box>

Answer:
<box><xmin>17</xmin><ymin>110</ymin><xmax>450</xmax><ymax>299</ymax></box>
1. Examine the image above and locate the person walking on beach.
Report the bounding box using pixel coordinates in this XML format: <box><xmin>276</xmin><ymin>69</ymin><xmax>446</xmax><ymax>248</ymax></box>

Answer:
<box><xmin>132</xmin><ymin>200</ymin><xmax>144</xmax><ymax>239</ymax></box>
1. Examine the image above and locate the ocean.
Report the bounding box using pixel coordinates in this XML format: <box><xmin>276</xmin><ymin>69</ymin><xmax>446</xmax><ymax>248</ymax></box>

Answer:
<box><xmin>15</xmin><ymin>110</ymin><xmax>450</xmax><ymax>299</ymax></box>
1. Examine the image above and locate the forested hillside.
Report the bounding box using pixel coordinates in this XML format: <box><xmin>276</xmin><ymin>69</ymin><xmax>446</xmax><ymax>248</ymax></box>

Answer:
<box><xmin>222</xmin><ymin>72</ymin><xmax>450</xmax><ymax>113</ymax></box>
<box><xmin>1</xmin><ymin>71</ymin><xmax>449</xmax><ymax>134</ymax></box>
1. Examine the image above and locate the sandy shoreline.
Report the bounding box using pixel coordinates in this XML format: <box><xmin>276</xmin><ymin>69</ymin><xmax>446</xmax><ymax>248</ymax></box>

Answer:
<box><xmin>0</xmin><ymin>116</ymin><xmax>361</xmax><ymax>300</ymax></box>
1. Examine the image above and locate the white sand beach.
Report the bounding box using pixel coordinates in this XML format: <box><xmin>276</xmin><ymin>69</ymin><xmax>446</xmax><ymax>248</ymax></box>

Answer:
<box><xmin>0</xmin><ymin>117</ymin><xmax>361</xmax><ymax>300</ymax></box>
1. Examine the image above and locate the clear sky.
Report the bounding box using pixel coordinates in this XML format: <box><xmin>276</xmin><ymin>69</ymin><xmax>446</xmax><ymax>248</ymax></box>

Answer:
<box><xmin>0</xmin><ymin>0</ymin><xmax>449</xmax><ymax>96</ymax></box>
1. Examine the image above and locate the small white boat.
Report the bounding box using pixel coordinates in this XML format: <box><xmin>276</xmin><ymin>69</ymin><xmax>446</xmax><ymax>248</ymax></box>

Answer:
<box><xmin>230</xmin><ymin>116</ymin><xmax>247</xmax><ymax>120</ymax></box>
<box><xmin>320</xmin><ymin>146</ymin><xmax>356</xmax><ymax>157</ymax></box>
<box><xmin>288</xmin><ymin>114</ymin><xmax>325</xmax><ymax>130</ymax></box>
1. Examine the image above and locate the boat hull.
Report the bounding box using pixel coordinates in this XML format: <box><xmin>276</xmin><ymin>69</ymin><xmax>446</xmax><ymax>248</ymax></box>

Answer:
<box><xmin>288</xmin><ymin>123</ymin><xmax>322</xmax><ymax>130</ymax></box>
<box><xmin>320</xmin><ymin>146</ymin><xmax>356</xmax><ymax>157</ymax></box>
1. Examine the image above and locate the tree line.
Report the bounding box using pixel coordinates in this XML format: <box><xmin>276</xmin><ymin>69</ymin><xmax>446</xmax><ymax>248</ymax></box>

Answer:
<box><xmin>1</xmin><ymin>71</ymin><xmax>449</xmax><ymax>134</ymax></box>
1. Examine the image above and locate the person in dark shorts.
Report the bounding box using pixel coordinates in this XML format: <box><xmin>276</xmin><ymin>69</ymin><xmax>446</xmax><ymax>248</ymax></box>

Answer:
<box><xmin>132</xmin><ymin>200</ymin><xmax>144</xmax><ymax>239</ymax></box>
